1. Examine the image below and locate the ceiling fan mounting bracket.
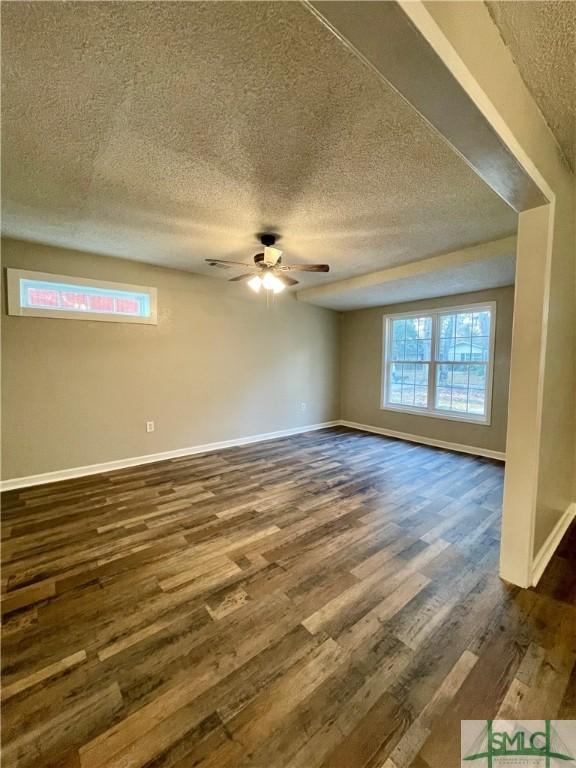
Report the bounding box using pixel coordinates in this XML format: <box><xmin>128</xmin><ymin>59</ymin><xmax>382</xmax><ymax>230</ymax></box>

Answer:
<box><xmin>259</xmin><ymin>233</ymin><xmax>278</xmax><ymax>247</ymax></box>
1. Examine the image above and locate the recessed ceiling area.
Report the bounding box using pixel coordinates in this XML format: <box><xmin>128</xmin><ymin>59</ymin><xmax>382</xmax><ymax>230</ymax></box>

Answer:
<box><xmin>486</xmin><ymin>0</ymin><xmax>576</xmax><ymax>172</ymax></box>
<box><xmin>299</xmin><ymin>252</ymin><xmax>516</xmax><ymax>311</ymax></box>
<box><xmin>297</xmin><ymin>235</ymin><xmax>516</xmax><ymax>311</ymax></box>
<box><xmin>2</xmin><ymin>1</ymin><xmax>517</xmax><ymax>299</ymax></box>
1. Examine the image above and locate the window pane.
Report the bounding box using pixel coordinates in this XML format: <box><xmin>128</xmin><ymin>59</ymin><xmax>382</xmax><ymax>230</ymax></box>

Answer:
<box><xmin>437</xmin><ymin>337</ymin><xmax>455</xmax><ymax>361</ymax></box>
<box><xmin>437</xmin><ymin>309</ymin><xmax>491</xmax><ymax>361</ymax></box>
<box><xmin>387</xmin><ymin>362</ymin><xmax>428</xmax><ymax>408</ymax></box>
<box><xmin>468</xmin><ymin>394</ymin><xmax>485</xmax><ymax>415</ymax></box>
<box><xmin>435</xmin><ymin>387</ymin><xmax>451</xmax><ymax>410</ymax></box>
<box><xmin>455</xmin><ymin>338</ymin><xmax>472</xmax><ymax>361</ymax></box>
<box><xmin>456</xmin><ymin>312</ymin><xmax>473</xmax><ymax>337</ymax></box>
<box><xmin>440</xmin><ymin>314</ymin><xmax>455</xmax><ymax>338</ymax></box>
<box><xmin>391</xmin><ymin>339</ymin><xmax>405</xmax><ymax>361</ymax></box>
<box><xmin>469</xmin><ymin>365</ymin><xmax>485</xmax><ymax>386</ymax></box>
<box><xmin>402</xmin><ymin>363</ymin><xmax>415</xmax><ymax>385</ymax></box>
<box><xmin>415</xmin><ymin>386</ymin><xmax>428</xmax><ymax>407</ymax></box>
<box><xmin>417</xmin><ymin>339</ymin><xmax>431</xmax><ymax>361</ymax></box>
<box><xmin>392</xmin><ymin>319</ymin><xmax>406</xmax><ymax>341</ymax></box>
<box><xmin>436</xmin><ymin>364</ymin><xmax>452</xmax><ymax>410</ymax></box>
<box><xmin>435</xmin><ymin>363</ymin><xmax>487</xmax><ymax>416</ymax></box>
<box><xmin>20</xmin><ymin>278</ymin><xmax>151</xmax><ymax>318</ymax></box>
<box><xmin>414</xmin><ymin>363</ymin><xmax>428</xmax><ymax>385</ymax></box>
<box><xmin>473</xmin><ymin>336</ymin><xmax>490</xmax><ymax>362</ymax></box>
<box><xmin>405</xmin><ymin>317</ymin><xmax>420</xmax><ymax>339</ymax></box>
<box><xmin>437</xmin><ymin>363</ymin><xmax>453</xmax><ymax>387</ymax></box>
<box><xmin>389</xmin><ymin>363</ymin><xmax>403</xmax><ymax>404</ymax></box>
<box><xmin>388</xmin><ymin>381</ymin><xmax>402</xmax><ymax>404</ymax></box>
<box><xmin>404</xmin><ymin>340</ymin><xmax>418</xmax><ymax>360</ymax></box>
<box><xmin>472</xmin><ymin>311</ymin><xmax>491</xmax><ymax>336</ymax></box>
<box><xmin>401</xmin><ymin>386</ymin><xmax>415</xmax><ymax>406</ymax></box>
<box><xmin>401</xmin><ymin>362</ymin><xmax>415</xmax><ymax>405</ymax></box>
<box><xmin>451</xmin><ymin>365</ymin><xmax>470</xmax><ymax>411</ymax></box>
<box><xmin>418</xmin><ymin>317</ymin><xmax>432</xmax><ymax>338</ymax></box>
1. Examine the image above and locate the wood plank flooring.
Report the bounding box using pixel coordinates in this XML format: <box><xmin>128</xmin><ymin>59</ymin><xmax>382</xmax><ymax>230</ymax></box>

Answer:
<box><xmin>1</xmin><ymin>427</ymin><xmax>574</xmax><ymax>768</ymax></box>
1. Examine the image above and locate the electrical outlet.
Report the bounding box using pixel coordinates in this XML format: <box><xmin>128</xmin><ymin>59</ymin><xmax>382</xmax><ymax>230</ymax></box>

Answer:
<box><xmin>146</xmin><ymin>421</ymin><xmax>155</xmax><ymax>433</ymax></box>
<box><xmin>300</xmin><ymin>401</ymin><xmax>307</xmax><ymax>413</ymax></box>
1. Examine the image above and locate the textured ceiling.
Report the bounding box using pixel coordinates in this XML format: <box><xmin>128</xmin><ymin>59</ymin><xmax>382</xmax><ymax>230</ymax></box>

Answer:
<box><xmin>486</xmin><ymin>0</ymin><xmax>576</xmax><ymax>171</ymax></box>
<box><xmin>2</xmin><ymin>1</ymin><xmax>516</xmax><ymax>290</ymax></box>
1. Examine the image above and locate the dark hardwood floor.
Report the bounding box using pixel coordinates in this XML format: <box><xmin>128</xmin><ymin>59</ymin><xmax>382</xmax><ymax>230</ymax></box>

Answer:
<box><xmin>1</xmin><ymin>427</ymin><xmax>574</xmax><ymax>768</ymax></box>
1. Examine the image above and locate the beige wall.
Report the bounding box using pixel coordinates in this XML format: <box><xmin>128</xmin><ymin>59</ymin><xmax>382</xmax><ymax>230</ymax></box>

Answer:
<box><xmin>340</xmin><ymin>286</ymin><xmax>514</xmax><ymax>454</ymax></box>
<box><xmin>1</xmin><ymin>238</ymin><xmax>340</xmax><ymax>480</ymax></box>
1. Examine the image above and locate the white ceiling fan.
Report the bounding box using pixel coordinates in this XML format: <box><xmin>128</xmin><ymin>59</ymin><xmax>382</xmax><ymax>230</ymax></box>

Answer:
<box><xmin>206</xmin><ymin>234</ymin><xmax>330</xmax><ymax>294</ymax></box>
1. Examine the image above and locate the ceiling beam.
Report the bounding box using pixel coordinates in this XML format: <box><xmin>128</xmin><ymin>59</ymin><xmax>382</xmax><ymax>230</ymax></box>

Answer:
<box><xmin>296</xmin><ymin>235</ymin><xmax>516</xmax><ymax>304</ymax></box>
<box><xmin>304</xmin><ymin>1</ymin><xmax>547</xmax><ymax>212</ymax></box>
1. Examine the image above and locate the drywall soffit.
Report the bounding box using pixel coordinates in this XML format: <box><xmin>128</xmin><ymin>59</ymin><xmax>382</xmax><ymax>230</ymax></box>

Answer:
<box><xmin>297</xmin><ymin>235</ymin><xmax>516</xmax><ymax>310</ymax></box>
<box><xmin>305</xmin><ymin>0</ymin><xmax>548</xmax><ymax>212</ymax></box>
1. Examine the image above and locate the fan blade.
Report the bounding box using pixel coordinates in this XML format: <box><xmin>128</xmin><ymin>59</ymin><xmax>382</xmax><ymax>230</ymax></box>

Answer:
<box><xmin>280</xmin><ymin>264</ymin><xmax>330</xmax><ymax>272</ymax></box>
<box><xmin>277</xmin><ymin>274</ymin><xmax>299</xmax><ymax>287</ymax></box>
<box><xmin>229</xmin><ymin>273</ymin><xmax>256</xmax><ymax>282</ymax></box>
<box><xmin>205</xmin><ymin>259</ymin><xmax>254</xmax><ymax>268</ymax></box>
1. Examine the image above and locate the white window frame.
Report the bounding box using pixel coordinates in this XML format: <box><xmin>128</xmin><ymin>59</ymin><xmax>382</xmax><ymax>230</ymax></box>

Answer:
<box><xmin>381</xmin><ymin>301</ymin><xmax>496</xmax><ymax>425</ymax></box>
<box><xmin>6</xmin><ymin>269</ymin><xmax>157</xmax><ymax>325</ymax></box>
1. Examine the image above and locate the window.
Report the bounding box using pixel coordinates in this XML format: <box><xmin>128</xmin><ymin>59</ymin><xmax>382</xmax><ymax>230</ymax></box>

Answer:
<box><xmin>7</xmin><ymin>269</ymin><xmax>157</xmax><ymax>325</ymax></box>
<box><xmin>382</xmin><ymin>302</ymin><xmax>495</xmax><ymax>424</ymax></box>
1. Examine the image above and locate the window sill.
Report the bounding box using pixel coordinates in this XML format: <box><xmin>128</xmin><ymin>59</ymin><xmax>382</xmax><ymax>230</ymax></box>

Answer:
<box><xmin>379</xmin><ymin>403</ymin><xmax>491</xmax><ymax>426</ymax></box>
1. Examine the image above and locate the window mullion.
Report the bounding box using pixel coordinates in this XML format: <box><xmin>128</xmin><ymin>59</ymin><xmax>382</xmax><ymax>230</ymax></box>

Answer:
<box><xmin>384</xmin><ymin>319</ymin><xmax>392</xmax><ymax>406</ymax></box>
<box><xmin>429</xmin><ymin>313</ymin><xmax>437</xmax><ymax>411</ymax></box>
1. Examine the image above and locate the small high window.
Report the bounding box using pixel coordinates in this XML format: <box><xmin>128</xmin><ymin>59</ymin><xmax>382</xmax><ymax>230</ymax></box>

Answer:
<box><xmin>7</xmin><ymin>269</ymin><xmax>157</xmax><ymax>325</ymax></box>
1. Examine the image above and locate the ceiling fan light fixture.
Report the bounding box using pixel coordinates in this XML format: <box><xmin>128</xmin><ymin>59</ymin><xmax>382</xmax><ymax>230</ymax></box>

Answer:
<box><xmin>263</xmin><ymin>273</ymin><xmax>285</xmax><ymax>293</ymax></box>
<box><xmin>247</xmin><ymin>275</ymin><xmax>262</xmax><ymax>293</ymax></box>
<box><xmin>208</xmin><ymin>234</ymin><xmax>329</xmax><ymax>296</ymax></box>
<box><xmin>261</xmin><ymin>271</ymin><xmax>277</xmax><ymax>291</ymax></box>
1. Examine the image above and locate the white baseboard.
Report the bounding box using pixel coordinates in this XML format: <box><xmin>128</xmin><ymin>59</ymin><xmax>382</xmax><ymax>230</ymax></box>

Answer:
<box><xmin>0</xmin><ymin>418</ymin><xmax>507</xmax><ymax>492</ymax></box>
<box><xmin>0</xmin><ymin>421</ymin><xmax>340</xmax><ymax>492</ymax></box>
<box><xmin>340</xmin><ymin>420</ymin><xmax>506</xmax><ymax>461</ymax></box>
<box><xmin>531</xmin><ymin>502</ymin><xmax>576</xmax><ymax>586</ymax></box>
